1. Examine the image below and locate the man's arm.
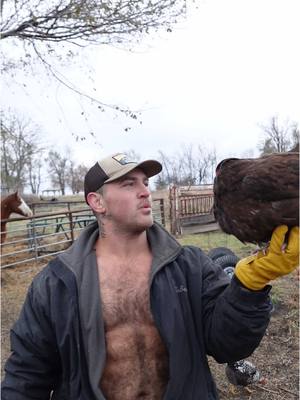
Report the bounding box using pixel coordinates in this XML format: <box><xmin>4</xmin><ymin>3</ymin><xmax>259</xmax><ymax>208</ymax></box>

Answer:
<box><xmin>181</xmin><ymin>246</ymin><xmax>270</xmax><ymax>364</ymax></box>
<box><xmin>200</xmin><ymin>225</ymin><xmax>298</xmax><ymax>363</ymax></box>
<box><xmin>202</xmin><ymin>272</ymin><xmax>272</xmax><ymax>363</ymax></box>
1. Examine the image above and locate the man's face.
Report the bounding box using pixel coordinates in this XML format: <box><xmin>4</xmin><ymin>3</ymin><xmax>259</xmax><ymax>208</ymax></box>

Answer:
<box><xmin>101</xmin><ymin>168</ymin><xmax>153</xmax><ymax>232</ymax></box>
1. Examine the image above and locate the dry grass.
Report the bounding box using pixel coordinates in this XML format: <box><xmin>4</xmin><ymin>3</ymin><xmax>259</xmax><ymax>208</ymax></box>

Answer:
<box><xmin>178</xmin><ymin>230</ymin><xmax>256</xmax><ymax>257</ymax></box>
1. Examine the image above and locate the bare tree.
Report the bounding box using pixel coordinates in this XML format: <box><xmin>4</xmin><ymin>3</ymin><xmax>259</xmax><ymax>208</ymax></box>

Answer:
<box><xmin>47</xmin><ymin>150</ymin><xmax>70</xmax><ymax>195</ymax></box>
<box><xmin>155</xmin><ymin>144</ymin><xmax>217</xmax><ymax>189</ymax></box>
<box><xmin>181</xmin><ymin>144</ymin><xmax>216</xmax><ymax>185</ymax></box>
<box><xmin>290</xmin><ymin>124</ymin><xmax>299</xmax><ymax>151</ymax></box>
<box><xmin>156</xmin><ymin>150</ymin><xmax>173</xmax><ymax>188</ymax></box>
<box><xmin>207</xmin><ymin>146</ymin><xmax>217</xmax><ymax>183</ymax></box>
<box><xmin>258</xmin><ymin>116</ymin><xmax>299</xmax><ymax>155</ymax></box>
<box><xmin>156</xmin><ymin>149</ymin><xmax>184</xmax><ymax>187</ymax></box>
<box><xmin>0</xmin><ymin>110</ymin><xmax>44</xmax><ymax>192</ymax></box>
<box><xmin>66</xmin><ymin>162</ymin><xmax>88</xmax><ymax>194</ymax></box>
<box><xmin>27</xmin><ymin>157</ymin><xmax>43</xmax><ymax>195</ymax></box>
<box><xmin>181</xmin><ymin>145</ymin><xmax>197</xmax><ymax>186</ymax></box>
<box><xmin>123</xmin><ymin>149</ymin><xmax>141</xmax><ymax>162</ymax></box>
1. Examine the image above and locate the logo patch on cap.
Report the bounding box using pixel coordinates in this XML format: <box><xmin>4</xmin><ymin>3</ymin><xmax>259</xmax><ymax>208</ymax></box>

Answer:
<box><xmin>112</xmin><ymin>153</ymin><xmax>130</xmax><ymax>165</ymax></box>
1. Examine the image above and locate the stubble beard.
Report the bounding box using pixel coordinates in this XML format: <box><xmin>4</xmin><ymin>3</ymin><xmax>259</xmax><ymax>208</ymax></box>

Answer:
<box><xmin>99</xmin><ymin>211</ymin><xmax>153</xmax><ymax>237</ymax></box>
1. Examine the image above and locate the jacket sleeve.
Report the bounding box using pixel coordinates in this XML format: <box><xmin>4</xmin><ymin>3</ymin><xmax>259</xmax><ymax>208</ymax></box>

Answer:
<box><xmin>185</xmin><ymin>247</ymin><xmax>272</xmax><ymax>364</ymax></box>
<box><xmin>1</xmin><ymin>278</ymin><xmax>60</xmax><ymax>400</ymax></box>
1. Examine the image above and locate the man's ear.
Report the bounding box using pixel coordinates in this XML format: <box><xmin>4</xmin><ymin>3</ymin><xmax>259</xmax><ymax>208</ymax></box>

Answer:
<box><xmin>86</xmin><ymin>193</ymin><xmax>106</xmax><ymax>214</ymax></box>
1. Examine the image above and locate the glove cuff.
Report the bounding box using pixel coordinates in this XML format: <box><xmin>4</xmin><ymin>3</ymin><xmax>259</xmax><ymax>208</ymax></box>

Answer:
<box><xmin>235</xmin><ymin>258</ymin><xmax>269</xmax><ymax>291</ymax></box>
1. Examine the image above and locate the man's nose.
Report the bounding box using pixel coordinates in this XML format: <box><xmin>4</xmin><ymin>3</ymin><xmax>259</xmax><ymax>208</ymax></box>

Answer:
<box><xmin>139</xmin><ymin>184</ymin><xmax>150</xmax><ymax>198</ymax></box>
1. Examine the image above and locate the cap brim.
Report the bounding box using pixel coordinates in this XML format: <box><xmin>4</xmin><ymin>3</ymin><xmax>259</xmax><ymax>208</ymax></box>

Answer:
<box><xmin>105</xmin><ymin>160</ymin><xmax>162</xmax><ymax>184</ymax></box>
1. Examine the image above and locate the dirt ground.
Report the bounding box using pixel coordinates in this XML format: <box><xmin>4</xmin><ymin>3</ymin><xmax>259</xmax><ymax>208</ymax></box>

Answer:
<box><xmin>1</xmin><ymin>261</ymin><xmax>299</xmax><ymax>399</ymax></box>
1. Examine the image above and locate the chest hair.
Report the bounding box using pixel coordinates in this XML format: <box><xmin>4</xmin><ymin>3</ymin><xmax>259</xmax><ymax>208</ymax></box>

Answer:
<box><xmin>98</xmin><ymin>257</ymin><xmax>154</xmax><ymax>329</ymax></box>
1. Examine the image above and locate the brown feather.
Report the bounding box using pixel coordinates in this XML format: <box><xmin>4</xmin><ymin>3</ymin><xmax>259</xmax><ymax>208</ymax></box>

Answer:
<box><xmin>213</xmin><ymin>152</ymin><xmax>299</xmax><ymax>244</ymax></box>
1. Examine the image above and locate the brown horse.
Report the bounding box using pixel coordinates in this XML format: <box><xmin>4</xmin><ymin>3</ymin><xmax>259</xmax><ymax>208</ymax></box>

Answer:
<box><xmin>1</xmin><ymin>192</ymin><xmax>33</xmax><ymax>244</ymax></box>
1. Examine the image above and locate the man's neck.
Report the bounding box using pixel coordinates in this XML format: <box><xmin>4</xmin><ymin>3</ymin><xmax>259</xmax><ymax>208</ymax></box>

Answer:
<box><xmin>95</xmin><ymin>225</ymin><xmax>150</xmax><ymax>259</ymax></box>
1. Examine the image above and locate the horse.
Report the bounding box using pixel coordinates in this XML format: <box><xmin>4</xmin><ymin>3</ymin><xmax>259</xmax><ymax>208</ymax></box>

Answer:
<box><xmin>1</xmin><ymin>192</ymin><xmax>33</xmax><ymax>244</ymax></box>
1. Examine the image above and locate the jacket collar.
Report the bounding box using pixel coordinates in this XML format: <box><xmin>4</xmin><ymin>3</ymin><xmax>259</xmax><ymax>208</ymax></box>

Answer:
<box><xmin>146</xmin><ymin>222</ymin><xmax>182</xmax><ymax>280</ymax></box>
<box><xmin>58</xmin><ymin>221</ymin><xmax>182</xmax><ymax>279</ymax></box>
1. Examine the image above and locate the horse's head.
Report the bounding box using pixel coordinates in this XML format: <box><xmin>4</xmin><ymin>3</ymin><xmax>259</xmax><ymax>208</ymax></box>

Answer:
<box><xmin>12</xmin><ymin>192</ymin><xmax>33</xmax><ymax>218</ymax></box>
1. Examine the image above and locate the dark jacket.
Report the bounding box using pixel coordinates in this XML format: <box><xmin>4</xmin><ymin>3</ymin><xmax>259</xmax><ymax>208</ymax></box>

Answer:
<box><xmin>2</xmin><ymin>222</ymin><xmax>272</xmax><ymax>400</ymax></box>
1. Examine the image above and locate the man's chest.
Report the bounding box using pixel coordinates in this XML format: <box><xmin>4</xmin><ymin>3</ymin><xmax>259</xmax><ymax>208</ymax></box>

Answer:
<box><xmin>98</xmin><ymin>258</ymin><xmax>153</xmax><ymax>328</ymax></box>
<box><xmin>96</xmin><ymin>256</ymin><xmax>169</xmax><ymax>399</ymax></box>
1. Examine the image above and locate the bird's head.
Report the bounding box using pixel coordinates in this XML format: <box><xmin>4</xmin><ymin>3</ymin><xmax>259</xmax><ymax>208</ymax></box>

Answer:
<box><xmin>215</xmin><ymin>158</ymin><xmax>239</xmax><ymax>176</ymax></box>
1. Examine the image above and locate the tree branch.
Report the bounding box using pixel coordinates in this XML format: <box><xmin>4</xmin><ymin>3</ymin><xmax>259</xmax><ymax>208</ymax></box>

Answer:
<box><xmin>1</xmin><ymin>0</ymin><xmax>185</xmax><ymax>42</ymax></box>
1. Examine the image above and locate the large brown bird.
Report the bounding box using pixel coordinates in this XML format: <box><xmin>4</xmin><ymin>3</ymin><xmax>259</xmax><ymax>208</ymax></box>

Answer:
<box><xmin>213</xmin><ymin>152</ymin><xmax>299</xmax><ymax>244</ymax></box>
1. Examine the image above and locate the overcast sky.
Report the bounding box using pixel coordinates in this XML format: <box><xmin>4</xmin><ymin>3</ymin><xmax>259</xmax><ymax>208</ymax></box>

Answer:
<box><xmin>2</xmin><ymin>0</ymin><xmax>300</xmax><ymax>177</ymax></box>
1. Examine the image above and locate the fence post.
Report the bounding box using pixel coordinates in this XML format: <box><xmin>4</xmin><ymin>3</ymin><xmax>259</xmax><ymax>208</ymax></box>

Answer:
<box><xmin>68</xmin><ymin>211</ymin><xmax>75</xmax><ymax>243</ymax></box>
<box><xmin>30</xmin><ymin>217</ymin><xmax>39</xmax><ymax>261</ymax></box>
<box><xmin>31</xmin><ymin>203</ymin><xmax>36</xmax><ymax>215</ymax></box>
<box><xmin>169</xmin><ymin>186</ymin><xmax>182</xmax><ymax>236</ymax></box>
<box><xmin>160</xmin><ymin>199</ymin><xmax>165</xmax><ymax>227</ymax></box>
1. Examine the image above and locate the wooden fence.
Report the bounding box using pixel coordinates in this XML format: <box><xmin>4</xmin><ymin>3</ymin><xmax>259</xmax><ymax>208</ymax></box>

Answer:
<box><xmin>169</xmin><ymin>186</ymin><xmax>216</xmax><ymax>235</ymax></box>
<box><xmin>0</xmin><ymin>199</ymin><xmax>166</xmax><ymax>269</ymax></box>
<box><xmin>0</xmin><ymin>189</ymin><xmax>217</xmax><ymax>269</ymax></box>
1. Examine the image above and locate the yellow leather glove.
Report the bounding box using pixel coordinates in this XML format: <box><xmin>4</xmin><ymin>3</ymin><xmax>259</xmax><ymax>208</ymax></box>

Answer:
<box><xmin>235</xmin><ymin>225</ymin><xmax>299</xmax><ymax>291</ymax></box>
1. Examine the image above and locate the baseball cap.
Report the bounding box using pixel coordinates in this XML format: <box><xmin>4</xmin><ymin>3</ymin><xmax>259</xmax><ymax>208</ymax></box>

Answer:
<box><xmin>84</xmin><ymin>153</ymin><xmax>162</xmax><ymax>202</ymax></box>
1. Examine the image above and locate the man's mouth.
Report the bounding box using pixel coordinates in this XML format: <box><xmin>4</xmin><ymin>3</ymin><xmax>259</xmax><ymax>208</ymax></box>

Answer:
<box><xmin>140</xmin><ymin>202</ymin><xmax>151</xmax><ymax>209</ymax></box>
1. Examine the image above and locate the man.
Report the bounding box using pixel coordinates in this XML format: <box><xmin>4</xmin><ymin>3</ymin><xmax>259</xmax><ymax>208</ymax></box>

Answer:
<box><xmin>2</xmin><ymin>153</ymin><xmax>299</xmax><ymax>400</ymax></box>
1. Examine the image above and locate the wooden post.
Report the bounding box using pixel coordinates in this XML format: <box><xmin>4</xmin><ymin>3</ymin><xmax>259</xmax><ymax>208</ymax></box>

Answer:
<box><xmin>160</xmin><ymin>199</ymin><xmax>165</xmax><ymax>227</ymax></box>
<box><xmin>169</xmin><ymin>186</ymin><xmax>182</xmax><ymax>236</ymax></box>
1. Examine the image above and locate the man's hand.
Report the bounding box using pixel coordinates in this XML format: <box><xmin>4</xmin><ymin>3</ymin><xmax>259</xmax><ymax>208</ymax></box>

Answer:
<box><xmin>235</xmin><ymin>225</ymin><xmax>299</xmax><ymax>291</ymax></box>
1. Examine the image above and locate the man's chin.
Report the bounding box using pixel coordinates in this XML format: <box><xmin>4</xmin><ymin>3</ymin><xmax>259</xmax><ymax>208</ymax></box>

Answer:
<box><xmin>134</xmin><ymin>217</ymin><xmax>154</xmax><ymax>232</ymax></box>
